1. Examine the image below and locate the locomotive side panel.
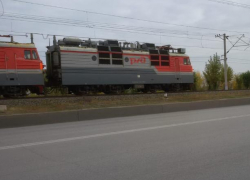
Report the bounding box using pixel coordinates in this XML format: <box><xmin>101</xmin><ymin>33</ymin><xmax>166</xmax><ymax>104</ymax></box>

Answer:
<box><xmin>61</xmin><ymin>68</ymin><xmax>180</xmax><ymax>85</ymax></box>
<box><xmin>0</xmin><ymin>51</ymin><xmax>7</xmax><ymax>86</ymax></box>
<box><xmin>59</xmin><ymin>50</ymin><xmax>184</xmax><ymax>85</ymax></box>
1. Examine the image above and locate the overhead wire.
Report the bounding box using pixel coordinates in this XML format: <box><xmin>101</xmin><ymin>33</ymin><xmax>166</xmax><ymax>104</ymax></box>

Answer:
<box><xmin>8</xmin><ymin>0</ymin><xmax>250</xmax><ymax>35</ymax></box>
<box><xmin>192</xmin><ymin>60</ymin><xmax>250</xmax><ymax>64</ymax></box>
<box><xmin>0</xmin><ymin>29</ymin><xmax>126</xmax><ymax>41</ymax></box>
<box><xmin>1</xmin><ymin>16</ymin><xmax>222</xmax><ymax>42</ymax></box>
<box><xmin>1</xmin><ymin>28</ymin><xmax>250</xmax><ymax>53</ymax></box>
<box><xmin>5</xmin><ymin>1</ymin><xmax>250</xmax><ymax>46</ymax></box>
<box><xmin>208</xmin><ymin>0</ymin><xmax>250</xmax><ymax>9</ymax></box>
<box><xmin>0</xmin><ymin>9</ymin><xmax>249</xmax><ymax>54</ymax></box>
<box><xmin>191</xmin><ymin>57</ymin><xmax>249</xmax><ymax>61</ymax></box>
<box><xmin>0</xmin><ymin>28</ymin><xmax>221</xmax><ymax>50</ymax></box>
<box><xmin>0</xmin><ymin>12</ymin><xmax>222</xmax><ymax>42</ymax></box>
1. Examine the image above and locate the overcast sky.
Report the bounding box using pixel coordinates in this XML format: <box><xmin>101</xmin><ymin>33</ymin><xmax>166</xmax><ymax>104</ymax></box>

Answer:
<box><xmin>0</xmin><ymin>0</ymin><xmax>250</xmax><ymax>73</ymax></box>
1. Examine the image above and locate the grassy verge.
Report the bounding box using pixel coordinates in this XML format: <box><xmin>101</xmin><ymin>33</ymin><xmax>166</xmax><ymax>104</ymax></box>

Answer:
<box><xmin>1</xmin><ymin>90</ymin><xmax>250</xmax><ymax>115</ymax></box>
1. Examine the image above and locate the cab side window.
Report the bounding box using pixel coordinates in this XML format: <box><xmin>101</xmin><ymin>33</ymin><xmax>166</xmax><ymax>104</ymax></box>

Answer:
<box><xmin>32</xmin><ymin>50</ymin><xmax>38</xmax><ymax>59</ymax></box>
<box><xmin>183</xmin><ymin>58</ymin><xmax>191</xmax><ymax>65</ymax></box>
<box><xmin>24</xmin><ymin>50</ymin><xmax>31</xmax><ymax>59</ymax></box>
<box><xmin>183</xmin><ymin>58</ymin><xmax>188</xmax><ymax>65</ymax></box>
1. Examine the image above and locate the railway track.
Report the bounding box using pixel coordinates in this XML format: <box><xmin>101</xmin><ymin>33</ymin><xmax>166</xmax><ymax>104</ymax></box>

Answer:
<box><xmin>0</xmin><ymin>92</ymin><xmax>165</xmax><ymax>100</ymax></box>
<box><xmin>0</xmin><ymin>90</ymin><xmax>249</xmax><ymax>101</ymax></box>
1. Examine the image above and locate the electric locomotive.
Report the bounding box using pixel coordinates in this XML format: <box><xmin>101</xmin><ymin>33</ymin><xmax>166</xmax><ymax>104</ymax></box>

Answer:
<box><xmin>46</xmin><ymin>36</ymin><xmax>193</xmax><ymax>94</ymax></box>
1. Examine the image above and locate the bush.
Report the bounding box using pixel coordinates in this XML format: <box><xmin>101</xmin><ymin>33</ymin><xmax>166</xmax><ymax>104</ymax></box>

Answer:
<box><xmin>241</xmin><ymin>71</ymin><xmax>250</xmax><ymax>89</ymax></box>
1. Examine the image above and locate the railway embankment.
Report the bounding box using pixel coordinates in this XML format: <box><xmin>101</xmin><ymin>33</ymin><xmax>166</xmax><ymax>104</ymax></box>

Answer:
<box><xmin>1</xmin><ymin>90</ymin><xmax>250</xmax><ymax>112</ymax></box>
<box><xmin>0</xmin><ymin>90</ymin><xmax>250</xmax><ymax>128</ymax></box>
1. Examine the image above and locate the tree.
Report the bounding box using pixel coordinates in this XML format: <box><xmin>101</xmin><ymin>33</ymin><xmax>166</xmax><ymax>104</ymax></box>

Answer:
<box><xmin>193</xmin><ymin>71</ymin><xmax>205</xmax><ymax>91</ymax></box>
<box><xmin>232</xmin><ymin>74</ymin><xmax>243</xmax><ymax>90</ymax></box>
<box><xmin>220</xmin><ymin>65</ymin><xmax>233</xmax><ymax>89</ymax></box>
<box><xmin>203</xmin><ymin>54</ymin><xmax>221</xmax><ymax>90</ymax></box>
<box><xmin>241</xmin><ymin>71</ymin><xmax>250</xmax><ymax>89</ymax></box>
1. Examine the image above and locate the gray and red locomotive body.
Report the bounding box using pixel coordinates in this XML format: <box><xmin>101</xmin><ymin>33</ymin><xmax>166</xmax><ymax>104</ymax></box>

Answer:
<box><xmin>46</xmin><ymin>37</ymin><xmax>194</xmax><ymax>94</ymax></box>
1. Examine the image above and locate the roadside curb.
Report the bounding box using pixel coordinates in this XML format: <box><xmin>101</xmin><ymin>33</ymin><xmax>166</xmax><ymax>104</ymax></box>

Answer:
<box><xmin>0</xmin><ymin>97</ymin><xmax>250</xmax><ymax>129</ymax></box>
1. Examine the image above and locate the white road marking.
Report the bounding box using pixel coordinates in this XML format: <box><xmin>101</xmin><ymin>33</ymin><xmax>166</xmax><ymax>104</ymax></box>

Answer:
<box><xmin>0</xmin><ymin>114</ymin><xmax>250</xmax><ymax>151</ymax></box>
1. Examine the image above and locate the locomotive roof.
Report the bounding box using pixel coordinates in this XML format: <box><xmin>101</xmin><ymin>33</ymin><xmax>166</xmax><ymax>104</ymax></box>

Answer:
<box><xmin>122</xmin><ymin>50</ymin><xmax>152</xmax><ymax>55</ymax></box>
<box><xmin>58</xmin><ymin>46</ymin><xmax>189</xmax><ymax>57</ymax></box>
<box><xmin>169</xmin><ymin>53</ymin><xmax>189</xmax><ymax>57</ymax></box>
<box><xmin>0</xmin><ymin>42</ymin><xmax>36</xmax><ymax>48</ymax></box>
<box><xmin>59</xmin><ymin>46</ymin><xmax>97</xmax><ymax>52</ymax></box>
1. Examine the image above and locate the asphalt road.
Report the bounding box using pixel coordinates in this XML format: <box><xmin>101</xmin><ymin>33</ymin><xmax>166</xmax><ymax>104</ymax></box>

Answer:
<box><xmin>0</xmin><ymin>105</ymin><xmax>250</xmax><ymax>180</ymax></box>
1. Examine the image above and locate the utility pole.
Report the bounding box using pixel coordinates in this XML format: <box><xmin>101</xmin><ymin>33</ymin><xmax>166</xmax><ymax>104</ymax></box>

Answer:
<box><xmin>215</xmin><ymin>34</ymin><xmax>228</xmax><ymax>90</ymax></box>
<box><xmin>30</xmin><ymin>33</ymin><xmax>34</xmax><ymax>44</ymax></box>
<box><xmin>223</xmin><ymin>34</ymin><xmax>228</xmax><ymax>90</ymax></box>
<box><xmin>216</xmin><ymin>33</ymin><xmax>248</xmax><ymax>91</ymax></box>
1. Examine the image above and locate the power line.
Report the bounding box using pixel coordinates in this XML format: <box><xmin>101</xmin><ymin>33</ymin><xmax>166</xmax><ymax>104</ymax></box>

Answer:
<box><xmin>0</xmin><ymin>11</ymin><xmax>221</xmax><ymax>41</ymax></box>
<box><xmin>0</xmin><ymin>29</ymin><xmax>127</xmax><ymax>41</ymax></box>
<box><xmin>0</xmin><ymin>28</ymin><xmax>225</xmax><ymax>50</ymax></box>
<box><xmin>4</xmin><ymin>12</ymin><xmax>207</xmax><ymax>37</ymax></box>
<box><xmin>208</xmin><ymin>0</ymin><xmax>250</xmax><ymax>9</ymax></box>
<box><xmin>4</xmin><ymin>0</ymin><xmax>250</xmax><ymax>55</ymax></box>
<box><xmin>0</xmin><ymin>15</ymin><xmax>222</xmax><ymax>42</ymax></box>
<box><xmin>1</xmin><ymin>28</ymin><xmax>249</xmax><ymax>53</ymax></box>
<box><xmin>192</xmin><ymin>60</ymin><xmax>250</xmax><ymax>64</ymax></box>
<box><xmin>3</xmin><ymin>12</ymin><xmax>193</xmax><ymax>36</ymax></box>
<box><xmin>8</xmin><ymin>0</ymin><xmax>250</xmax><ymax>35</ymax></box>
<box><xmin>2</xmin><ymin>11</ymin><xmax>247</xmax><ymax>49</ymax></box>
<box><xmin>191</xmin><ymin>57</ymin><xmax>249</xmax><ymax>61</ymax></box>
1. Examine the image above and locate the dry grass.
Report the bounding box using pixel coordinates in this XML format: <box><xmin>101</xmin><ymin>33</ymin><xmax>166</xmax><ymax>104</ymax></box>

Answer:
<box><xmin>2</xmin><ymin>91</ymin><xmax>250</xmax><ymax>115</ymax></box>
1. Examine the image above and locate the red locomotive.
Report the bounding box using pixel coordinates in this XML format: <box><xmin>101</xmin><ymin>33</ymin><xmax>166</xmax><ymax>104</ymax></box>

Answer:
<box><xmin>0</xmin><ymin>35</ymin><xmax>44</xmax><ymax>97</ymax></box>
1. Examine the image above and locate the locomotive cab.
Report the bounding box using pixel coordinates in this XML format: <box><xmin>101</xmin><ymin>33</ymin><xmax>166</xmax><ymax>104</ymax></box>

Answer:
<box><xmin>0</xmin><ymin>35</ymin><xmax>44</xmax><ymax>97</ymax></box>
